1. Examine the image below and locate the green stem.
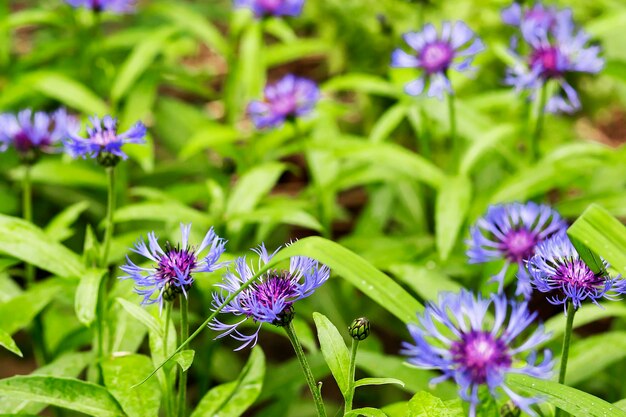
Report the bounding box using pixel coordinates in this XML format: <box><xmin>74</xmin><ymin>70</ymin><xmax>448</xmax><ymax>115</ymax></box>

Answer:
<box><xmin>101</xmin><ymin>167</ymin><xmax>115</xmax><ymax>268</ymax></box>
<box><xmin>163</xmin><ymin>302</ymin><xmax>175</xmax><ymax>417</ymax></box>
<box><xmin>284</xmin><ymin>321</ymin><xmax>327</xmax><ymax>417</ymax></box>
<box><xmin>177</xmin><ymin>296</ymin><xmax>189</xmax><ymax>417</ymax></box>
<box><xmin>344</xmin><ymin>338</ymin><xmax>359</xmax><ymax>414</ymax></box>
<box><xmin>555</xmin><ymin>303</ymin><xmax>576</xmax><ymax>417</ymax></box>
<box><xmin>447</xmin><ymin>93</ymin><xmax>459</xmax><ymax>173</ymax></box>
<box><xmin>530</xmin><ymin>83</ymin><xmax>548</xmax><ymax>162</ymax></box>
<box><xmin>22</xmin><ymin>165</ymin><xmax>48</xmax><ymax>364</ymax></box>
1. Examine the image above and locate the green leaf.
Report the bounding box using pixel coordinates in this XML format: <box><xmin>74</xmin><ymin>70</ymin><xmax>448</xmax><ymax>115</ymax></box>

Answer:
<box><xmin>0</xmin><ymin>376</ymin><xmax>126</xmax><ymax>417</ymax></box>
<box><xmin>75</xmin><ymin>269</ymin><xmax>106</xmax><ymax>326</ymax></box>
<box><xmin>0</xmin><ymin>214</ymin><xmax>85</xmax><ymax>278</ymax></box>
<box><xmin>111</xmin><ymin>28</ymin><xmax>176</xmax><ymax>102</ymax></box>
<box><xmin>0</xmin><ymin>328</ymin><xmax>22</xmax><ymax>357</ymax></box>
<box><xmin>435</xmin><ymin>176</ymin><xmax>472</xmax><ymax>261</ymax></box>
<box><xmin>312</xmin><ymin>312</ymin><xmax>351</xmax><ymax>394</ymax></box>
<box><xmin>102</xmin><ymin>354</ymin><xmax>161</xmax><ymax>417</ymax></box>
<box><xmin>565</xmin><ymin>331</ymin><xmax>626</xmax><ymax>386</ymax></box>
<box><xmin>116</xmin><ymin>298</ymin><xmax>163</xmax><ymax>337</ymax></box>
<box><xmin>322</xmin><ymin>74</ymin><xmax>400</xmax><ymax>98</ymax></box>
<box><xmin>225</xmin><ymin>162</ymin><xmax>286</xmax><ymax>217</ymax></box>
<box><xmin>44</xmin><ymin>201</ymin><xmax>90</xmax><ymax>242</ymax></box>
<box><xmin>114</xmin><ymin>201</ymin><xmax>212</xmax><ymax>227</ymax></box>
<box><xmin>354</xmin><ymin>378</ymin><xmax>404</xmax><ymax>388</ymax></box>
<box><xmin>31</xmin><ymin>71</ymin><xmax>109</xmax><ymax>115</ymax></box>
<box><xmin>172</xmin><ymin>350</ymin><xmax>195</xmax><ymax>372</ymax></box>
<box><xmin>344</xmin><ymin>408</ymin><xmax>389</xmax><ymax>417</ymax></box>
<box><xmin>264</xmin><ymin>39</ymin><xmax>330</xmax><ymax>67</ymax></box>
<box><xmin>179</xmin><ymin>123</ymin><xmax>241</xmax><ymax>160</ymax></box>
<box><xmin>0</xmin><ymin>352</ymin><xmax>92</xmax><ymax>414</ymax></box>
<box><xmin>544</xmin><ymin>303</ymin><xmax>626</xmax><ymax>344</ymax></box>
<box><xmin>190</xmin><ymin>347</ymin><xmax>265</xmax><ymax>417</ymax></box>
<box><xmin>408</xmin><ymin>391</ymin><xmax>464</xmax><ymax>417</ymax></box>
<box><xmin>0</xmin><ymin>280</ymin><xmax>64</xmax><ymax>334</ymax></box>
<box><xmin>567</xmin><ymin>204</ymin><xmax>626</xmax><ymax>274</ymax></box>
<box><xmin>369</xmin><ymin>102</ymin><xmax>409</xmax><ymax>143</ymax></box>
<box><xmin>10</xmin><ymin>161</ymin><xmax>106</xmax><ymax>188</ymax></box>
<box><xmin>278</xmin><ymin>237</ymin><xmax>423</xmax><ymax>324</ymax></box>
<box><xmin>507</xmin><ymin>374</ymin><xmax>626</xmax><ymax>417</ymax></box>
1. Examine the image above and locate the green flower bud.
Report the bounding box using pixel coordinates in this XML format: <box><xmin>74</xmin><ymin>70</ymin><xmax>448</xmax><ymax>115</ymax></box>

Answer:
<box><xmin>348</xmin><ymin>317</ymin><xmax>370</xmax><ymax>340</ymax></box>
<box><xmin>272</xmin><ymin>305</ymin><xmax>295</xmax><ymax>327</ymax></box>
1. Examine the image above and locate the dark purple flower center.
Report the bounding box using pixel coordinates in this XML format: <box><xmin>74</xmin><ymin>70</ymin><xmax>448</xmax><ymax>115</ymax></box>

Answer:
<box><xmin>252</xmin><ymin>271</ymin><xmax>299</xmax><ymax>309</ymax></box>
<box><xmin>156</xmin><ymin>245</ymin><xmax>197</xmax><ymax>283</ymax></box>
<box><xmin>555</xmin><ymin>259</ymin><xmax>604</xmax><ymax>289</ymax></box>
<box><xmin>530</xmin><ymin>46</ymin><xmax>565</xmax><ymax>79</ymax></box>
<box><xmin>13</xmin><ymin>130</ymin><xmax>50</xmax><ymax>153</ymax></box>
<box><xmin>419</xmin><ymin>41</ymin><xmax>454</xmax><ymax>74</ymax></box>
<box><xmin>501</xmin><ymin>228</ymin><xmax>537</xmax><ymax>262</ymax></box>
<box><xmin>450</xmin><ymin>331</ymin><xmax>511</xmax><ymax>384</ymax></box>
<box><xmin>259</xmin><ymin>0</ymin><xmax>282</xmax><ymax>12</ymax></box>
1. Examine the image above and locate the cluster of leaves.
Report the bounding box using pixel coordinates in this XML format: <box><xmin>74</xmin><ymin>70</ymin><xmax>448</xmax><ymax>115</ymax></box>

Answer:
<box><xmin>1</xmin><ymin>0</ymin><xmax>626</xmax><ymax>416</ymax></box>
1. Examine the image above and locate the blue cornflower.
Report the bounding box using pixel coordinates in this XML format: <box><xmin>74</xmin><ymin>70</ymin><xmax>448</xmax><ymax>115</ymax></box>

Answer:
<box><xmin>390</xmin><ymin>21</ymin><xmax>485</xmax><ymax>99</ymax></box>
<box><xmin>248</xmin><ymin>74</ymin><xmax>319</xmax><ymax>129</ymax></box>
<box><xmin>501</xmin><ymin>3</ymin><xmax>568</xmax><ymax>38</ymax></box>
<box><xmin>65</xmin><ymin>0</ymin><xmax>136</xmax><ymax>13</ymax></box>
<box><xmin>119</xmin><ymin>224</ymin><xmax>227</xmax><ymax>312</ymax></box>
<box><xmin>528</xmin><ymin>233</ymin><xmax>626</xmax><ymax>311</ymax></box>
<box><xmin>402</xmin><ymin>290</ymin><xmax>553</xmax><ymax>417</ymax></box>
<box><xmin>467</xmin><ymin>202</ymin><xmax>566</xmax><ymax>298</ymax></box>
<box><xmin>0</xmin><ymin>109</ymin><xmax>76</xmax><ymax>163</ymax></box>
<box><xmin>64</xmin><ymin>115</ymin><xmax>146</xmax><ymax>167</ymax></box>
<box><xmin>504</xmin><ymin>5</ymin><xmax>604</xmax><ymax>113</ymax></box>
<box><xmin>234</xmin><ymin>0</ymin><xmax>304</xmax><ymax>18</ymax></box>
<box><xmin>209</xmin><ymin>244</ymin><xmax>330</xmax><ymax>350</ymax></box>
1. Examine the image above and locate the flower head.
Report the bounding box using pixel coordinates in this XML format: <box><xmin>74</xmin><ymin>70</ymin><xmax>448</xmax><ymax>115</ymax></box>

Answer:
<box><xmin>467</xmin><ymin>202</ymin><xmax>566</xmax><ymax>297</ymax></box>
<box><xmin>65</xmin><ymin>0</ymin><xmax>136</xmax><ymax>13</ymax></box>
<box><xmin>120</xmin><ymin>224</ymin><xmax>227</xmax><ymax>312</ymax></box>
<box><xmin>0</xmin><ymin>109</ymin><xmax>76</xmax><ymax>164</ymax></box>
<box><xmin>504</xmin><ymin>5</ymin><xmax>604</xmax><ymax>113</ymax></box>
<box><xmin>248</xmin><ymin>74</ymin><xmax>319</xmax><ymax>129</ymax></box>
<box><xmin>528</xmin><ymin>233</ymin><xmax>626</xmax><ymax>310</ymax></box>
<box><xmin>64</xmin><ymin>115</ymin><xmax>146</xmax><ymax>167</ymax></box>
<box><xmin>209</xmin><ymin>243</ymin><xmax>330</xmax><ymax>350</ymax></box>
<box><xmin>390</xmin><ymin>21</ymin><xmax>485</xmax><ymax>99</ymax></box>
<box><xmin>402</xmin><ymin>290</ymin><xmax>553</xmax><ymax>417</ymax></box>
<box><xmin>501</xmin><ymin>3</ymin><xmax>569</xmax><ymax>37</ymax></box>
<box><xmin>234</xmin><ymin>0</ymin><xmax>305</xmax><ymax>18</ymax></box>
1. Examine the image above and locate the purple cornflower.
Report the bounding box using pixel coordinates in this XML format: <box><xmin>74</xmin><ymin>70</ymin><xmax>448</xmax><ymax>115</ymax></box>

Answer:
<box><xmin>390</xmin><ymin>21</ymin><xmax>484</xmax><ymax>99</ymax></box>
<box><xmin>65</xmin><ymin>0</ymin><xmax>136</xmax><ymax>13</ymax></box>
<box><xmin>209</xmin><ymin>243</ymin><xmax>330</xmax><ymax>350</ymax></box>
<box><xmin>0</xmin><ymin>109</ymin><xmax>76</xmax><ymax>164</ymax></box>
<box><xmin>504</xmin><ymin>5</ymin><xmax>604</xmax><ymax>113</ymax></box>
<box><xmin>248</xmin><ymin>74</ymin><xmax>319</xmax><ymax>129</ymax></box>
<box><xmin>120</xmin><ymin>224</ymin><xmax>227</xmax><ymax>312</ymax></box>
<box><xmin>401</xmin><ymin>290</ymin><xmax>553</xmax><ymax>417</ymax></box>
<box><xmin>501</xmin><ymin>3</ymin><xmax>569</xmax><ymax>37</ymax></box>
<box><xmin>64</xmin><ymin>115</ymin><xmax>146</xmax><ymax>167</ymax></box>
<box><xmin>234</xmin><ymin>0</ymin><xmax>304</xmax><ymax>18</ymax></box>
<box><xmin>467</xmin><ymin>202</ymin><xmax>566</xmax><ymax>298</ymax></box>
<box><xmin>528</xmin><ymin>233</ymin><xmax>626</xmax><ymax>310</ymax></box>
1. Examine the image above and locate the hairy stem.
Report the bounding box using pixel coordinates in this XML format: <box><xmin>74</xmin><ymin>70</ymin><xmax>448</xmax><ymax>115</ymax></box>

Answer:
<box><xmin>284</xmin><ymin>321</ymin><xmax>327</xmax><ymax>417</ymax></box>
<box><xmin>555</xmin><ymin>302</ymin><xmax>576</xmax><ymax>417</ymax></box>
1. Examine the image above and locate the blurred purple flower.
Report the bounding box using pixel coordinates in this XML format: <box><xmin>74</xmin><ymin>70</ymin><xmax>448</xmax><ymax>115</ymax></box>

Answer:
<box><xmin>248</xmin><ymin>74</ymin><xmax>319</xmax><ymax>129</ymax></box>
<box><xmin>504</xmin><ymin>5</ymin><xmax>604</xmax><ymax>113</ymax></box>
<box><xmin>402</xmin><ymin>290</ymin><xmax>553</xmax><ymax>417</ymax></box>
<box><xmin>120</xmin><ymin>223</ymin><xmax>227</xmax><ymax>312</ymax></box>
<box><xmin>234</xmin><ymin>0</ymin><xmax>304</xmax><ymax>18</ymax></box>
<box><xmin>390</xmin><ymin>21</ymin><xmax>484</xmax><ymax>99</ymax></box>
<box><xmin>65</xmin><ymin>0</ymin><xmax>136</xmax><ymax>13</ymax></box>
<box><xmin>466</xmin><ymin>202</ymin><xmax>566</xmax><ymax>297</ymax></box>
<box><xmin>529</xmin><ymin>232</ymin><xmax>626</xmax><ymax>311</ymax></box>
<box><xmin>0</xmin><ymin>108</ymin><xmax>76</xmax><ymax>163</ymax></box>
<box><xmin>64</xmin><ymin>115</ymin><xmax>146</xmax><ymax>166</ymax></box>
<box><xmin>209</xmin><ymin>243</ymin><xmax>329</xmax><ymax>350</ymax></box>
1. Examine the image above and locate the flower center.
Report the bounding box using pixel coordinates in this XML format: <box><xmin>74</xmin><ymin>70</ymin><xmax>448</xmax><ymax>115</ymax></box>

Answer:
<box><xmin>501</xmin><ymin>228</ymin><xmax>537</xmax><ymax>262</ymax></box>
<box><xmin>92</xmin><ymin>129</ymin><xmax>118</xmax><ymax>147</ymax></box>
<box><xmin>419</xmin><ymin>42</ymin><xmax>454</xmax><ymax>74</ymax></box>
<box><xmin>13</xmin><ymin>131</ymin><xmax>43</xmax><ymax>152</ymax></box>
<box><xmin>270</xmin><ymin>95</ymin><xmax>297</xmax><ymax>118</ymax></box>
<box><xmin>450</xmin><ymin>331</ymin><xmax>511</xmax><ymax>384</ymax></box>
<box><xmin>259</xmin><ymin>0</ymin><xmax>282</xmax><ymax>12</ymax></box>
<box><xmin>555</xmin><ymin>259</ymin><xmax>603</xmax><ymax>289</ymax></box>
<box><xmin>252</xmin><ymin>271</ymin><xmax>299</xmax><ymax>308</ymax></box>
<box><xmin>530</xmin><ymin>46</ymin><xmax>565</xmax><ymax>79</ymax></box>
<box><xmin>156</xmin><ymin>245</ymin><xmax>197</xmax><ymax>283</ymax></box>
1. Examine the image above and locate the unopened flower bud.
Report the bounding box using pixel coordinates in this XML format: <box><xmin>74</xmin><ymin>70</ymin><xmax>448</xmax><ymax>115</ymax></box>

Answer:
<box><xmin>348</xmin><ymin>317</ymin><xmax>370</xmax><ymax>340</ymax></box>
